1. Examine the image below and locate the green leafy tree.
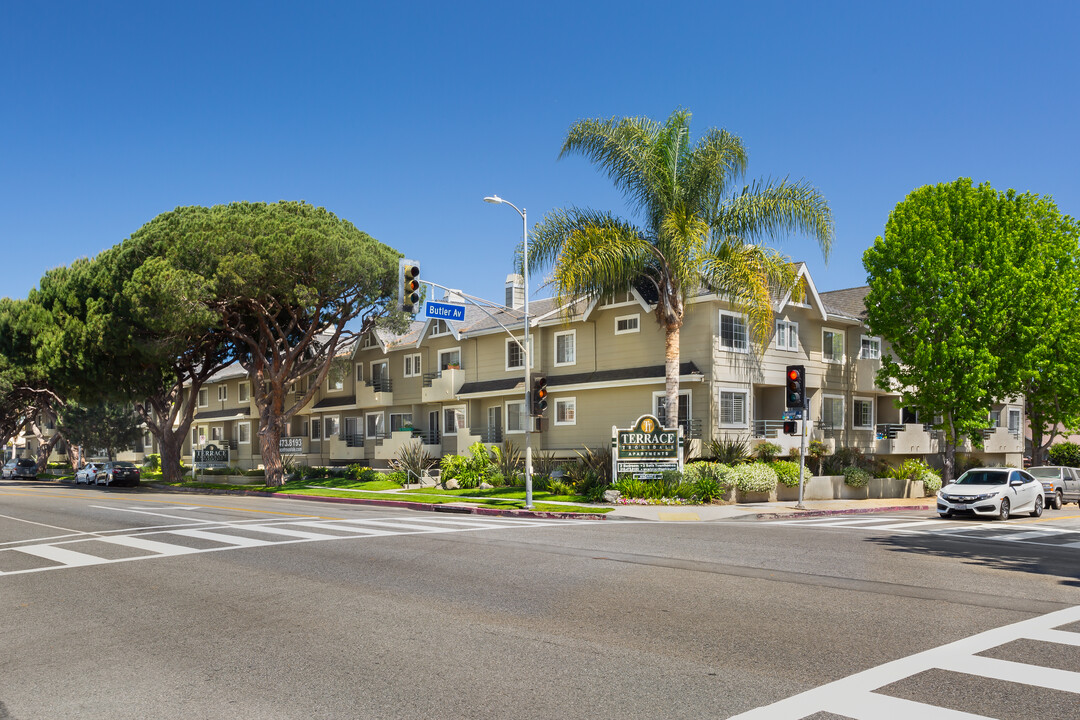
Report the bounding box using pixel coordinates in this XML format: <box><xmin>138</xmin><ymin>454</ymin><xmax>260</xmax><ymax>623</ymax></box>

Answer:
<box><xmin>864</xmin><ymin>178</ymin><xmax>1080</xmax><ymax>481</ymax></box>
<box><xmin>60</xmin><ymin>402</ymin><xmax>143</xmax><ymax>461</ymax></box>
<box><xmin>528</xmin><ymin>110</ymin><xmax>833</xmax><ymax>421</ymax></box>
<box><xmin>133</xmin><ymin>202</ymin><xmax>401</xmax><ymax>486</ymax></box>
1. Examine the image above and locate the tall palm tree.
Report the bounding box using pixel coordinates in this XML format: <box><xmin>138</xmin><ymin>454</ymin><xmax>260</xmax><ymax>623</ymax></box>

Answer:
<box><xmin>529</xmin><ymin>109</ymin><xmax>833</xmax><ymax>423</ymax></box>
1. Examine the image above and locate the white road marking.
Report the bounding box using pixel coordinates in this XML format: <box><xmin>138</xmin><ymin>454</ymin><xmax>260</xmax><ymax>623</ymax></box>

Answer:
<box><xmin>168</xmin><ymin>529</ymin><xmax>275</xmax><ymax>547</ymax></box>
<box><xmin>98</xmin><ymin>535</ymin><xmax>202</xmax><ymax>556</ymax></box>
<box><xmin>14</xmin><ymin>544</ymin><xmax>111</xmax><ymax>567</ymax></box>
<box><xmin>0</xmin><ymin>512</ymin><xmax>84</xmax><ymax>534</ymax></box>
<box><xmin>862</xmin><ymin>520</ymin><xmax>944</xmax><ymax>531</ymax></box>
<box><xmin>0</xmin><ymin>516</ymin><xmax>589</xmax><ymax>576</ymax></box>
<box><xmin>728</xmin><ymin>604</ymin><xmax>1080</xmax><ymax>719</ymax></box>
<box><xmin>980</xmin><ymin>528</ymin><xmax>1068</xmax><ymax>541</ymax></box>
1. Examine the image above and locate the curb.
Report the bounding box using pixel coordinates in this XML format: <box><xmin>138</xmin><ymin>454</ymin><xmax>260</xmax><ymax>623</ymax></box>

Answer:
<box><xmin>144</xmin><ymin>483</ymin><xmax>608</xmax><ymax>521</ymax></box>
<box><xmin>748</xmin><ymin>504</ymin><xmax>936</xmax><ymax>521</ymax></box>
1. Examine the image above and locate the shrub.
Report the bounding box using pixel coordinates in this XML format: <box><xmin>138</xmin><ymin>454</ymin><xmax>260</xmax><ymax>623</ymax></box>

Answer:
<box><xmin>894</xmin><ymin>458</ymin><xmax>929</xmax><ymax>482</ymax></box>
<box><xmin>143</xmin><ymin>454</ymin><xmax>161</xmax><ymax>471</ymax></box>
<box><xmin>546</xmin><ymin>478</ymin><xmax>573</xmax><ymax>496</ymax></box>
<box><xmin>706</xmin><ymin>436</ymin><xmax>750</xmax><ymax>465</ymax></box>
<box><xmin>532</xmin><ymin>451</ymin><xmax>562</xmax><ymax>481</ymax></box>
<box><xmin>490</xmin><ymin>440</ymin><xmax>522</xmax><ymax>482</ymax></box>
<box><xmin>842</xmin><ymin>465</ymin><xmax>871</xmax><ymax>488</ymax></box>
<box><xmin>771</xmin><ymin>460</ymin><xmax>807</xmax><ymax>488</ymax></box>
<box><xmin>613</xmin><ymin>476</ymin><xmax>647</xmax><ymax>499</ymax></box>
<box><xmin>730</xmin><ymin>463</ymin><xmax>778</xmax><ymax>493</ymax></box>
<box><xmin>243</xmin><ymin>468</ymin><xmax>266</xmax><ymax>477</ymax></box>
<box><xmin>574</xmin><ymin>445</ymin><xmax>612</xmax><ymax>480</ymax></box>
<box><xmin>920</xmin><ymin>467</ymin><xmax>942</xmax><ymax>494</ymax></box>
<box><xmin>694</xmin><ymin>476</ymin><xmax>724</xmax><ymax>502</ymax></box>
<box><xmin>755</xmin><ymin>442</ymin><xmax>783</xmax><ymax>463</ymax></box>
<box><xmin>806</xmin><ymin>440</ymin><xmax>829</xmax><ymax>475</ymax></box>
<box><xmin>390</xmin><ymin>441</ymin><xmax>436</xmax><ymax>482</ymax></box>
<box><xmin>1048</xmin><ymin>442</ymin><xmax>1080</xmax><ymax>467</ymax></box>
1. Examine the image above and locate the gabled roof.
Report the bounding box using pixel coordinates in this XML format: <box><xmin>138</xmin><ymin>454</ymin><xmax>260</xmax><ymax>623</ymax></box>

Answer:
<box><xmin>819</xmin><ymin>286</ymin><xmax>871</xmax><ymax>322</ymax></box>
<box><xmin>456</xmin><ymin>361</ymin><xmax>705</xmax><ymax>398</ymax></box>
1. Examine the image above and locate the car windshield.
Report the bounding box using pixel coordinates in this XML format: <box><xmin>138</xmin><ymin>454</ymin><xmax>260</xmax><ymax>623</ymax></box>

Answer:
<box><xmin>1028</xmin><ymin>467</ymin><xmax>1061</xmax><ymax>478</ymax></box>
<box><xmin>954</xmin><ymin>470</ymin><xmax>1008</xmax><ymax>485</ymax></box>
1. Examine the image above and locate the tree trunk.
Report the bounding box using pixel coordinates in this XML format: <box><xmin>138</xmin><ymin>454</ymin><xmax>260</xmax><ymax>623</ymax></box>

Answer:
<box><xmin>941</xmin><ymin>441</ymin><xmax>956</xmax><ymax>485</ymax></box>
<box><xmin>159</xmin><ymin>429</ymin><xmax>186</xmax><ymax>482</ymax></box>
<box><xmin>663</xmin><ymin>324</ymin><xmax>681</xmax><ymax>427</ymax></box>
<box><xmin>260</xmin><ymin>414</ymin><xmax>286</xmax><ymax>486</ymax></box>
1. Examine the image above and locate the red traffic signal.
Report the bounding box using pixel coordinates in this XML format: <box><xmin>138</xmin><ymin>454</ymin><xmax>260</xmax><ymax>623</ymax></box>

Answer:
<box><xmin>783</xmin><ymin>420</ymin><xmax>798</xmax><ymax>435</ymax></box>
<box><xmin>785</xmin><ymin>365</ymin><xmax>806</xmax><ymax>409</ymax></box>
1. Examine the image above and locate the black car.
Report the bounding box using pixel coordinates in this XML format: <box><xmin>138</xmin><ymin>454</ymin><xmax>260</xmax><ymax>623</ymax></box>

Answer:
<box><xmin>13</xmin><ymin>458</ymin><xmax>38</xmax><ymax>479</ymax></box>
<box><xmin>100</xmin><ymin>461</ymin><xmax>140</xmax><ymax>487</ymax></box>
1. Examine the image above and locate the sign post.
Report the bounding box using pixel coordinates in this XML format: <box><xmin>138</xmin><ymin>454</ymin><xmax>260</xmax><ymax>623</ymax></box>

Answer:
<box><xmin>613</xmin><ymin>414</ymin><xmax>683</xmax><ymax>482</ymax></box>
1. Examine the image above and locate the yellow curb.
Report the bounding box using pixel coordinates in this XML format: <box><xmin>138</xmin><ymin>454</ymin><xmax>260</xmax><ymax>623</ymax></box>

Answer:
<box><xmin>657</xmin><ymin>511</ymin><xmax>701</xmax><ymax>522</ymax></box>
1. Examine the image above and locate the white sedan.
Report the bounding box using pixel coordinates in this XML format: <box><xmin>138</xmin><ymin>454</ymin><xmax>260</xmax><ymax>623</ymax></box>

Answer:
<box><xmin>74</xmin><ymin>463</ymin><xmax>104</xmax><ymax>485</ymax></box>
<box><xmin>937</xmin><ymin>467</ymin><xmax>1044</xmax><ymax>521</ymax></box>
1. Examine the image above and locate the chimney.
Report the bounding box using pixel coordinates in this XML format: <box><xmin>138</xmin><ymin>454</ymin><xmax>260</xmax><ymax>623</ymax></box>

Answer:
<box><xmin>505</xmin><ymin>274</ymin><xmax>524</xmax><ymax>310</ymax></box>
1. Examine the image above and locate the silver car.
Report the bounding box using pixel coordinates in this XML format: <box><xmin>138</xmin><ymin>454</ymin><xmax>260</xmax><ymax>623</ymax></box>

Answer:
<box><xmin>75</xmin><ymin>462</ymin><xmax>105</xmax><ymax>485</ymax></box>
<box><xmin>1027</xmin><ymin>466</ymin><xmax>1080</xmax><ymax>509</ymax></box>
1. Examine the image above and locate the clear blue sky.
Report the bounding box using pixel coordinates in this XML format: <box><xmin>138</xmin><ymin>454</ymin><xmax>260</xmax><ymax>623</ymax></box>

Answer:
<box><xmin>3</xmin><ymin>2</ymin><xmax>1078</xmax><ymax>306</ymax></box>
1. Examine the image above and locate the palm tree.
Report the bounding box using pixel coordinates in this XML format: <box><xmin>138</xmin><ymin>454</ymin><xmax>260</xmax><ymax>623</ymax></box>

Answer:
<box><xmin>528</xmin><ymin>109</ymin><xmax>833</xmax><ymax>423</ymax></box>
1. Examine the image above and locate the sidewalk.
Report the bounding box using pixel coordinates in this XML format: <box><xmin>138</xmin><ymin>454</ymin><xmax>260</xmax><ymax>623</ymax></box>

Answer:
<box><xmin>605</xmin><ymin>496</ymin><xmax>935</xmax><ymax>522</ymax></box>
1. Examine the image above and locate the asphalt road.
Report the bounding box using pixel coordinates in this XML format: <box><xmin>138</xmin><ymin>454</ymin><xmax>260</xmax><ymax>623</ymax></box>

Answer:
<box><xmin>1</xmin><ymin>479</ymin><xmax>1078</xmax><ymax>719</ymax></box>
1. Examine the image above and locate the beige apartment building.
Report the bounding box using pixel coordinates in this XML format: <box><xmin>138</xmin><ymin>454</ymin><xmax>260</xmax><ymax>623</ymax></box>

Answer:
<box><xmin>181</xmin><ymin>269</ymin><xmax>1025</xmax><ymax>471</ymax></box>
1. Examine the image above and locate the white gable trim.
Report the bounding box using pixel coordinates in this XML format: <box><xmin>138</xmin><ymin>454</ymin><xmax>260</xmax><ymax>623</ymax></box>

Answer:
<box><xmin>776</xmin><ymin>265</ymin><xmax>828</xmax><ymax>321</ymax></box>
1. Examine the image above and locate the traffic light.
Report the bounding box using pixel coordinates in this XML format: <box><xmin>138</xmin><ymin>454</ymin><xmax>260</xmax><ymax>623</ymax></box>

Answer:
<box><xmin>785</xmin><ymin>365</ymin><xmax>806</xmax><ymax>409</ymax></box>
<box><xmin>783</xmin><ymin>420</ymin><xmax>799</xmax><ymax>435</ymax></box>
<box><xmin>398</xmin><ymin>258</ymin><xmax>421</xmax><ymax>313</ymax></box>
<box><xmin>531</xmin><ymin>376</ymin><xmax>548</xmax><ymax>416</ymax></box>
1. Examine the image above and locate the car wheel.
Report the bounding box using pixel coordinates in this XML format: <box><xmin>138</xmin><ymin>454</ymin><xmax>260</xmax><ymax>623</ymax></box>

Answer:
<box><xmin>1031</xmin><ymin>495</ymin><xmax>1044</xmax><ymax>518</ymax></box>
<box><xmin>998</xmin><ymin>498</ymin><xmax>1010</xmax><ymax>521</ymax></box>
<box><xmin>1053</xmin><ymin>491</ymin><xmax>1063</xmax><ymax>510</ymax></box>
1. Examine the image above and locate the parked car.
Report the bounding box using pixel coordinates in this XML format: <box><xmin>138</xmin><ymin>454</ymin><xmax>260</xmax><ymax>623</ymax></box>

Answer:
<box><xmin>100</xmin><ymin>461</ymin><xmax>140</xmax><ymax>487</ymax></box>
<box><xmin>937</xmin><ymin>467</ymin><xmax>1044</xmax><ymax>521</ymax></box>
<box><xmin>75</xmin><ymin>462</ymin><xmax>105</xmax><ymax>485</ymax></box>
<box><xmin>1</xmin><ymin>459</ymin><xmax>17</xmax><ymax>479</ymax></box>
<box><xmin>12</xmin><ymin>458</ymin><xmax>38</xmax><ymax>479</ymax></box>
<box><xmin>1026</xmin><ymin>466</ymin><xmax>1080</xmax><ymax>509</ymax></box>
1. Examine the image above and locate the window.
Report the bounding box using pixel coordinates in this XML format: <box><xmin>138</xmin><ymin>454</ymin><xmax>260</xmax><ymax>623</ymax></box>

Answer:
<box><xmin>362</xmin><ymin>332</ymin><xmax>379</xmax><ymax>349</ymax></box>
<box><xmin>197</xmin><ymin>388</ymin><xmax>209</xmax><ymax>408</ymax></box>
<box><xmin>327</xmin><ymin>363</ymin><xmax>346</xmax><ymax>392</ymax></box>
<box><xmin>600</xmin><ymin>288</ymin><xmax>637</xmax><ymax>307</ymax></box>
<box><xmin>217</xmin><ymin>385</ymin><xmax>228</xmax><ymax>401</ymax></box>
<box><xmin>366</xmin><ymin>413</ymin><xmax>385</xmax><ymax>438</ymax></box>
<box><xmin>822</xmin><ymin>395</ymin><xmax>845</xmax><ymax>429</ymax></box>
<box><xmin>718</xmin><ymin>390</ymin><xmax>747</xmax><ymax>427</ymax></box>
<box><xmin>776</xmin><ymin>320</ymin><xmax>799</xmax><ymax>351</ymax></box>
<box><xmin>210</xmin><ymin>426</ymin><xmax>223</xmax><ymax>442</ymax></box>
<box><xmin>989</xmin><ymin>409</ymin><xmax>1002</xmax><ymax>428</ymax></box>
<box><xmin>860</xmin><ymin>335</ymin><xmax>881</xmax><ymax>360</ymax></box>
<box><xmin>555</xmin><ymin>398</ymin><xmax>577</xmax><ymax>426</ymax></box>
<box><xmin>309</xmin><ymin>419</ymin><xmax>321</xmax><ymax>441</ymax></box>
<box><xmin>430</xmin><ymin>320</ymin><xmax>451</xmax><ymax>337</ymax></box>
<box><xmin>238</xmin><ymin>382</ymin><xmax>249</xmax><ymax>403</ymax></box>
<box><xmin>190</xmin><ymin>427</ymin><xmax>199</xmax><ymax>446</ymax></box>
<box><xmin>615</xmin><ymin>314</ymin><xmax>640</xmax><ymax>335</ymax></box>
<box><xmin>439</xmin><ymin>348</ymin><xmax>461</xmax><ymax>371</ymax></box>
<box><xmin>390</xmin><ymin>413</ymin><xmax>413</xmax><ymax>432</ymax></box>
<box><xmin>323</xmin><ymin>416</ymin><xmax>340</xmax><ymax>439</ymax></box>
<box><xmin>370</xmin><ymin>361</ymin><xmax>389</xmax><ymax>391</ymax></box>
<box><xmin>443</xmin><ymin>406</ymin><xmax>466</xmax><ymax>435</ymax></box>
<box><xmin>355</xmin><ymin>364</ymin><xmax>364</xmax><ymax>383</ymax></box>
<box><xmin>853</xmin><ymin>398</ymin><xmax>874</xmax><ymax>429</ymax></box>
<box><xmin>238</xmin><ymin>422</ymin><xmax>251</xmax><ymax>444</ymax></box>
<box><xmin>506</xmin><ymin>400</ymin><xmax>527</xmax><ymax>433</ymax></box>
<box><xmin>654</xmin><ymin>391</ymin><xmax>691</xmax><ymax>429</ymax></box>
<box><xmin>1008</xmin><ymin>409</ymin><xmax>1021</xmax><ymax>435</ymax></box>
<box><xmin>404</xmin><ymin>353</ymin><xmax>422</xmax><ymax>378</ymax></box>
<box><xmin>554</xmin><ymin>330</ymin><xmax>576</xmax><ymax>366</ymax></box>
<box><xmin>823</xmin><ymin>329</ymin><xmax>844</xmax><ymax>363</ymax></box>
<box><xmin>719</xmin><ymin>312</ymin><xmax>748</xmax><ymax>352</ymax></box>
<box><xmin>506</xmin><ymin>337</ymin><xmax>532</xmax><ymax>370</ymax></box>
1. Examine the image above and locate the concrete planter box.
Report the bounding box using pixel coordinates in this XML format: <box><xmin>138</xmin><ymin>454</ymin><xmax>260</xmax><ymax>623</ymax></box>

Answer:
<box><xmin>732</xmin><ymin>476</ymin><xmax>928</xmax><ymax>502</ymax></box>
<box><xmin>196</xmin><ymin>474</ymin><xmax>266</xmax><ymax>485</ymax></box>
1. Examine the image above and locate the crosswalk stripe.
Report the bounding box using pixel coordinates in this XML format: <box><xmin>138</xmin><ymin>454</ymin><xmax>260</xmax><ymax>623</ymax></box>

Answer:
<box><xmin>1057</xmin><ymin>540</ymin><xmax>1080</xmax><ymax>548</ymax></box>
<box><xmin>239</xmin><ymin>525</ymin><xmax>343</xmax><ymax>541</ymax></box>
<box><xmin>864</xmin><ymin>520</ymin><xmax>944</xmax><ymax>531</ymax></box>
<box><xmin>14</xmin><ymin>544</ymin><xmax>111</xmax><ymax>567</ymax></box>
<box><xmin>98</xmin><ymin>535</ymin><xmax>201</xmax><ymax>556</ymax></box>
<box><xmin>979</xmin><ymin>529</ymin><xmax>1067</xmax><ymax>541</ymax></box>
<box><xmin>168</xmin><ymin>529</ymin><xmax>274</xmax><ymax>547</ymax></box>
<box><xmin>289</xmin><ymin>521</ymin><xmax>396</xmax><ymax>536</ymax></box>
<box><xmin>335</xmin><ymin>518</ymin><xmax>484</xmax><ymax>532</ymax></box>
<box><xmin>825</xmin><ymin>691</ymin><xmax>989</xmax><ymax>720</ymax></box>
<box><xmin>946</xmin><ymin>654</ymin><xmax>1080</xmax><ymax>694</ymax></box>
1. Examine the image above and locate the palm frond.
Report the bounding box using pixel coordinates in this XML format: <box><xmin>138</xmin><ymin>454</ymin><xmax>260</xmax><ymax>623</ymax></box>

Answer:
<box><xmin>700</xmin><ymin>239</ymin><xmax>800</xmax><ymax>341</ymax></box>
<box><xmin>683</xmin><ymin>128</ymin><xmax>748</xmax><ymax>212</ymax></box>
<box><xmin>714</xmin><ymin>178</ymin><xmax>834</xmax><ymax>260</ymax></box>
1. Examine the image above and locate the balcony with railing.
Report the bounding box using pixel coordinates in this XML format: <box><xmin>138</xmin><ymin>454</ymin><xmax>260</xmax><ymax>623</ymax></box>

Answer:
<box><xmin>421</xmin><ymin>368</ymin><xmax>465</xmax><ymax>403</ymax></box>
<box><xmin>357</xmin><ymin>377</ymin><xmax>393</xmax><ymax>407</ymax></box>
<box><xmin>328</xmin><ymin>432</ymin><xmax>366</xmax><ymax>461</ymax></box>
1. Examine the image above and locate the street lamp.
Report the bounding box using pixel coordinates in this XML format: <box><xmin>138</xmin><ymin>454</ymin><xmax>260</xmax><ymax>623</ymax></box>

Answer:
<box><xmin>483</xmin><ymin>194</ymin><xmax>533</xmax><ymax>509</ymax></box>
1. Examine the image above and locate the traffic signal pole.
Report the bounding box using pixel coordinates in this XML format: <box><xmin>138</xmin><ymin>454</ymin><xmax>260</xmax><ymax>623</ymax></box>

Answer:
<box><xmin>797</xmin><ymin>396</ymin><xmax>808</xmax><ymax>510</ymax></box>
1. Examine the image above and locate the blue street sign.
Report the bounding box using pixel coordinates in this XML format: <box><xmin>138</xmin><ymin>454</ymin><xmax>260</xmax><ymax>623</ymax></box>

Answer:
<box><xmin>422</xmin><ymin>300</ymin><xmax>466</xmax><ymax>322</ymax></box>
